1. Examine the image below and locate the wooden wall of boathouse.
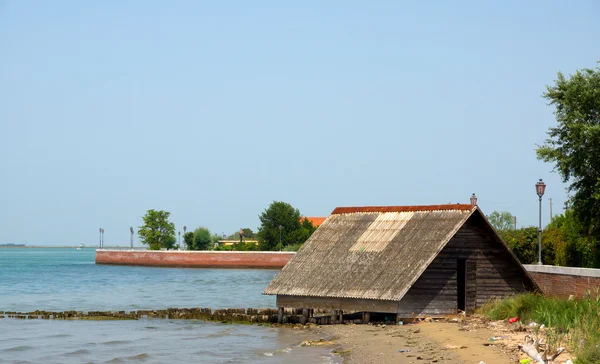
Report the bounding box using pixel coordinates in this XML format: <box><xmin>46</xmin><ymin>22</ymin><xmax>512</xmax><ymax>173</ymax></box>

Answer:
<box><xmin>397</xmin><ymin>212</ymin><xmax>536</xmax><ymax>316</ymax></box>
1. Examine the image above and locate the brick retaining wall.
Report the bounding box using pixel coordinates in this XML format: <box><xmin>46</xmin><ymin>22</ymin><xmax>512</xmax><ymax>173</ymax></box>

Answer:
<box><xmin>95</xmin><ymin>250</ymin><xmax>295</xmax><ymax>269</ymax></box>
<box><xmin>524</xmin><ymin>265</ymin><xmax>600</xmax><ymax>297</ymax></box>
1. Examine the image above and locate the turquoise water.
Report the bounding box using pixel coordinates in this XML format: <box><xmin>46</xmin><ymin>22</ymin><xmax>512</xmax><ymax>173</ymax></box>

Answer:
<box><xmin>0</xmin><ymin>248</ymin><xmax>336</xmax><ymax>363</ymax></box>
<box><xmin>0</xmin><ymin>248</ymin><xmax>277</xmax><ymax>312</ymax></box>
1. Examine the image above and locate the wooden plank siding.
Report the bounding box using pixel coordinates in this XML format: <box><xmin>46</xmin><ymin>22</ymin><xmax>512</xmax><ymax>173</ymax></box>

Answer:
<box><xmin>276</xmin><ymin>295</ymin><xmax>398</xmax><ymax>313</ymax></box>
<box><xmin>397</xmin><ymin>212</ymin><xmax>534</xmax><ymax>316</ymax></box>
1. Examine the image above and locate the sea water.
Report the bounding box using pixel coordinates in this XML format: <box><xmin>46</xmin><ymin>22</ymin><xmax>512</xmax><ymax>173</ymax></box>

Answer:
<box><xmin>0</xmin><ymin>248</ymin><xmax>337</xmax><ymax>363</ymax></box>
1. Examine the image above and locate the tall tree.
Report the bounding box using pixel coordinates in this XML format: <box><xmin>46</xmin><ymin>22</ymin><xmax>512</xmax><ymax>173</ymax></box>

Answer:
<box><xmin>257</xmin><ymin>201</ymin><xmax>302</xmax><ymax>250</ymax></box>
<box><xmin>191</xmin><ymin>227</ymin><xmax>212</xmax><ymax>250</ymax></box>
<box><xmin>536</xmin><ymin>64</ymin><xmax>600</xmax><ymax>266</ymax></box>
<box><xmin>138</xmin><ymin>209</ymin><xmax>176</xmax><ymax>250</ymax></box>
<box><xmin>183</xmin><ymin>231</ymin><xmax>194</xmax><ymax>249</ymax></box>
<box><xmin>488</xmin><ymin>211</ymin><xmax>516</xmax><ymax>231</ymax></box>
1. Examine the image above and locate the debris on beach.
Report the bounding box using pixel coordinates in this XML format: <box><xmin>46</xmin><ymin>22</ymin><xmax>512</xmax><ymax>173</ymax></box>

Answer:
<box><xmin>517</xmin><ymin>333</ymin><xmax>566</xmax><ymax>363</ymax></box>
<box><xmin>443</xmin><ymin>344</ymin><xmax>467</xmax><ymax>350</ymax></box>
<box><xmin>299</xmin><ymin>339</ymin><xmax>335</xmax><ymax>347</ymax></box>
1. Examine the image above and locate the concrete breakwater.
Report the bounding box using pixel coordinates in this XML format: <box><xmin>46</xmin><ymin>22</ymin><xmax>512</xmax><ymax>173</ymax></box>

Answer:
<box><xmin>96</xmin><ymin>250</ymin><xmax>295</xmax><ymax>269</ymax></box>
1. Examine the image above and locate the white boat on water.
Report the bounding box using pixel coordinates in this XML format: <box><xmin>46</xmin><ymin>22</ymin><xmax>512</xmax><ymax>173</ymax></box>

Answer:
<box><xmin>77</xmin><ymin>244</ymin><xmax>83</xmax><ymax>250</ymax></box>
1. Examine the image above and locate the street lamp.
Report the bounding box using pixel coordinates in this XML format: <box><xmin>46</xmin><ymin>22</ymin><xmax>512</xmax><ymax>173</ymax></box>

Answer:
<box><xmin>101</xmin><ymin>228</ymin><xmax>105</xmax><ymax>248</ymax></box>
<box><xmin>130</xmin><ymin>227</ymin><xmax>134</xmax><ymax>248</ymax></box>
<box><xmin>535</xmin><ymin>179</ymin><xmax>546</xmax><ymax>265</ymax></box>
<box><xmin>99</xmin><ymin>228</ymin><xmax>102</xmax><ymax>248</ymax></box>
<box><xmin>183</xmin><ymin>226</ymin><xmax>187</xmax><ymax>251</ymax></box>
<box><xmin>470</xmin><ymin>193</ymin><xmax>477</xmax><ymax>206</ymax></box>
<box><xmin>278</xmin><ymin>225</ymin><xmax>283</xmax><ymax>251</ymax></box>
<box><xmin>178</xmin><ymin>231</ymin><xmax>181</xmax><ymax>250</ymax></box>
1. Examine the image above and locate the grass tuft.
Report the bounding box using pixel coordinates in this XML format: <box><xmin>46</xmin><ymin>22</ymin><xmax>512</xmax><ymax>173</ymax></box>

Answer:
<box><xmin>477</xmin><ymin>291</ymin><xmax>600</xmax><ymax>363</ymax></box>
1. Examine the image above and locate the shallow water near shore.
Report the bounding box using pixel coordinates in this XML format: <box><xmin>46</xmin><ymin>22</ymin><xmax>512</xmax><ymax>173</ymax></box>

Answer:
<box><xmin>0</xmin><ymin>248</ymin><xmax>337</xmax><ymax>363</ymax></box>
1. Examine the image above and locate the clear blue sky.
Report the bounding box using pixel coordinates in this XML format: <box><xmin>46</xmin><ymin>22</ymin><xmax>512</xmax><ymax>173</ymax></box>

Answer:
<box><xmin>1</xmin><ymin>1</ymin><xmax>599</xmax><ymax>246</ymax></box>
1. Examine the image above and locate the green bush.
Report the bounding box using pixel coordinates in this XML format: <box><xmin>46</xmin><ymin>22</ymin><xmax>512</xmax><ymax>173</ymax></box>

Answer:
<box><xmin>282</xmin><ymin>243</ymin><xmax>303</xmax><ymax>252</ymax></box>
<box><xmin>495</xmin><ymin>209</ymin><xmax>600</xmax><ymax>268</ymax></box>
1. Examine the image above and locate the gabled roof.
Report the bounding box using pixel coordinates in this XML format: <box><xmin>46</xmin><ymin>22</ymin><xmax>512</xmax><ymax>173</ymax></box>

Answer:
<box><xmin>264</xmin><ymin>204</ymin><xmax>477</xmax><ymax>301</ymax></box>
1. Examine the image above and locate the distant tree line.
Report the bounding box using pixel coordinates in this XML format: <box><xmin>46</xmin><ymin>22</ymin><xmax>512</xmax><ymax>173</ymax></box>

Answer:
<box><xmin>137</xmin><ymin>201</ymin><xmax>317</xmax><ymax>251</ymax></box>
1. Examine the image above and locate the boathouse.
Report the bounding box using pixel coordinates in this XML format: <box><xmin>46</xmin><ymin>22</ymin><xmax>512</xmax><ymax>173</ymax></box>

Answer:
<box><xmin>263</xmin><ymin>203</ymin><xmax>538</xmax><ymax>320</ymax></box>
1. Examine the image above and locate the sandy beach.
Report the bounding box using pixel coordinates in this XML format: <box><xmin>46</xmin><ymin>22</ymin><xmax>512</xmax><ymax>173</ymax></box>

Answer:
<box><xmin>301</xmin><ymin>316</ymin><xmax>575</xmax><ymax>363</ymax></box>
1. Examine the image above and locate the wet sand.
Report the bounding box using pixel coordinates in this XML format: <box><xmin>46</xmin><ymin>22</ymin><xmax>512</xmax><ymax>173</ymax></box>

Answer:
<box><xmin>308</xmin><ymin>316</ymin><xmax>575</xmax><ymax>363</ymax></box>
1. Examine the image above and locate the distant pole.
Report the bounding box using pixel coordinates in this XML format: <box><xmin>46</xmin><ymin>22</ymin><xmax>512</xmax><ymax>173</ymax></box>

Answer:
<box><xmin>278</xmin><ymin>225</ymin><xmax>283</xmax><ymax>251</ymax></box>
<box><xmin>130</xmin><ymin>227</ymin><xmax>134</xmax><ymax>249</ymax></box>
<box><xmin>101</xmin><ymin>228</ymin><xmax>105</xmax><ymax>248</ymax></box>
<box><xmin>178</xmin><ymin>231</ymin><xmax>181</xmax><ymax>250</ymax></box>
<box><xmin>549</xmin><ymin>198</ymin><xmax>553</xmax><ymax>222</ymax></box>
<box><xmin>183</xmin><ymin>226</ymin><xmax>187</xmax><ymax>251</ymax></box>
<box><xmin>514</xmin><ymin>216</ymin><xmax>517</xmax><ymax>230</ymax></box>
<box><xmin>536</xmin><ymin>179</ymin><xmax>546</xmax><ymax>265</ymax></box>
<box><xmin>99</xmin><ymin>228</ymin><xmax>102</xmax><ymax>248</ymax></box>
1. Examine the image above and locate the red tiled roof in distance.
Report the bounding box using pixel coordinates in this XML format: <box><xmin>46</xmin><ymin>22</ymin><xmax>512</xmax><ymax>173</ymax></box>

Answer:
<box><xmin>331</xmin><ymin>204</ymin><xmax>475</xmax><ymax>215</ymax></box>
<box><xmin>301</xmin><ymin>217</ymin><xmax>327</xmax><ymax>227</ymax></box>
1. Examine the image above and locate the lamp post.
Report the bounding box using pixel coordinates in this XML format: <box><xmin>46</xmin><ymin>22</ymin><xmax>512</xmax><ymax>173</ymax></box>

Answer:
<box><xmin>470</xmin><ymin>193</ymin><xmax>477</xmax><ymax>206</ymax></box>
<box><xmin>99</xmin><ymin>228</ymin><xmax>102</xmax><ymax>248</ymax></box>
<box><xmin>130</xmin><ymin>227</ymin><xmax>134</xmax><ymax>249</ymax></box>
<box><xmin>178</xmin><ymin>231</ymin><xmax>181</xmax><ymax>250</ymax></box>
<box><xmin>536</xmin><ymin>179</ymin><xmax>546</xmax><ymax>265</ymax></box>
<box><xmin>278</xmin><ymin>225</ymin><xmax>283</xmax><ymax>251</ymax></box>
<box><xmin>183</xmin><ymin>226</ymin><xmax>187</xmax><ymax>251</ymax></box>
<box><xmin>101</xmin><ymin>228</ymin><xmax>104</xmax><ymax>248</ymax></box>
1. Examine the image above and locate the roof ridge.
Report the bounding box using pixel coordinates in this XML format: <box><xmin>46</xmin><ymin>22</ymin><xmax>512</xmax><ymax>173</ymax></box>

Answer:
<box><xmin>331</xmin><ymin>204</ymin><xmax>474</xmax><ymax>215</ymax></box>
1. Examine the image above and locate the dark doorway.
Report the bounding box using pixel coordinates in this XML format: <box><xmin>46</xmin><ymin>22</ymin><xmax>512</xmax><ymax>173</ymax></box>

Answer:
<box><xmin>457</xmin><ymin>259</ymin><xmax>466</xmax><ymax>312</ymax></box>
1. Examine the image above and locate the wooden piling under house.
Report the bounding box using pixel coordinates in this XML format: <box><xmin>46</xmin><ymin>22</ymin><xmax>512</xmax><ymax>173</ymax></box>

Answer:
<box><xmin>263</xmin><ymin>204</ymin><xmax>539</xmax><ymax>323</ymax></box>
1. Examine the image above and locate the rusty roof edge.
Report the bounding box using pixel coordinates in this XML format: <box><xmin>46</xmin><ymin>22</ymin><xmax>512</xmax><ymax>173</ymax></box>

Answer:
<box><xmin>474</xmin><ymin>208</ymin><xmax>542</xmax><ymax>293</ymax></box>
<box><xmin>271</xmin><ymin>292</ymin><xmax>399</xmax><ymax>301</ymax></box>
<box><xmin>331</xmin><ymin>204</ymin><xmax>474</xmax><ymax>215</ymax></box>
<box><xmin>390</xmin><ymin>207</ymin><xmax>477</xmax><ymax>301</ymax></box>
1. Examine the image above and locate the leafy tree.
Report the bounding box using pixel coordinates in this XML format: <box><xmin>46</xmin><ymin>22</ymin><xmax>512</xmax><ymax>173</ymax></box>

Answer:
<box><xmin>499</xmin><ymin>227</ymin><xmax>539</xmax><ymax>264</ymax></box>
<box><xmin>258</xmin><ymin>201</ymin><xmax>303</xmax><ymax>250</ymax></box>
<box><xmin>536</xmin><ymin>64</ymin><xmax>600</xmax><ymax>266</ymax></box>
<box><xmin>287</xmin><ymin>218</ymin><xmax>316</xmax><ymax>247</ymax></box>
<box><xmin>186</xmin><ymin>227</ymin><xmax>212</xmax><ymax>250</ymax></box>
<box><xmin>547</xmin><ymin>211</ymin><xmax>595</xmax><ymax>267</ymax></box>
<box><xmin>211</xmin><ymin>234</ymin><xmax>221</xmax><ymax>247</ymax></box>
<box><xmin>164</xmin><ymin>234</ymin><xmax>177</xmax><ymax>250</ymax></box>
<box><xmin>183</xmin><ymin>231</ymin><xmax>194</xmax><ymax>249</ymax></box>
<box><xmin>138</xmin><ymin>209</ymin><xmax>176</xmax><ymax>250</ymax></box>
<box><xmin>488</xmin><ymin>211</ymin><xmax>516</xmax><ymax>231</ymax></box>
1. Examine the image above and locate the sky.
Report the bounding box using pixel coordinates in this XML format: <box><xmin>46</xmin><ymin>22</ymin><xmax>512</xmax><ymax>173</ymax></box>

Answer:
<box><xmin>1</xmin><ymin>1</ymin><xmax>599</xmax><ymax>246</ymax></box>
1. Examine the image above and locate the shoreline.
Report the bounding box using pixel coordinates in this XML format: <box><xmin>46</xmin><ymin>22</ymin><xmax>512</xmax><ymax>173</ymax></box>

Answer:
<box><xmin>314</xmin><ymin>316</ymin><xmax>575</xmax><ymax>364</ymax></box>
<box><xmin>0</xmin><ymin>310</ymin><xmax>576</xmax><ymax>363</ymax></box>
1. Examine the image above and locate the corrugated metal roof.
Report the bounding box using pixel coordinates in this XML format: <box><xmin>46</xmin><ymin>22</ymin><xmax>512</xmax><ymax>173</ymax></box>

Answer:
<box><xmin>263</xmin><ymin>205</ymin><xmax>476</xmax><ymax>301</ymax></box>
